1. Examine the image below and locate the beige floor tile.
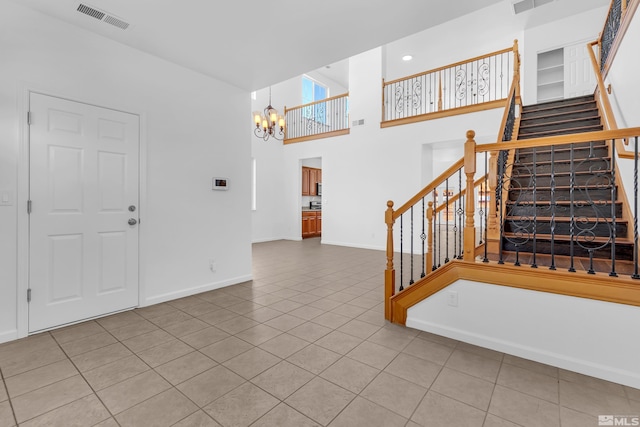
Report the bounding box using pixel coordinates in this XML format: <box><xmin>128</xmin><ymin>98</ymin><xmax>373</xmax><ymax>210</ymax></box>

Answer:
<box><xmin>347</xmin><ymin>340</ymin><xmax>398</xmax><ymax>369</ymax></box>
<box><xmin>502</xmin><ymin>354</ymin><xmax>558</xmax><ymax>378</ymax></box>
<box><xmin>200</xmin><ymin>336</ymin><xmax>253</xmax><ymax>363</ymax></box>
<box><xmin>328</xmin><ymin>396</ymin><xmax>407</xmax><ymax>427</ymax></box>
<box><xmin>331</xmin><ymin>304</ymin><xmax>368</xmax><ymax>319</ymax></box>
<box><xmin>214</xmin><ymin>316</ymin><xmax>258</xmax><ymax>334</ymax></box>
<box><xmin>83</xmin><ymin>355</ymin><xmax>149</xmax><ymax>391</ymax></box>
<box><xmin>287</xmin><ymin>306</ymin><xmax>325</xmax><ymax>321</ymax></box>
<box><xmin>251</xmin><ymin>403</ymin><xmax>320</xmax><ymax>427</ymax></box>
<box><xmin>243</xmin><ymin>306</ymin><xmax>283</xmax><ymax>323</ymax></box>
<box><xmin>497</xmin><ymin>363</ymin><xmax>559</xmax><ymax>403</ymax></box>
<box><xmin>320</xmin><ymin>356</ymin><xmax>380</xmax><ymax>393</ymax></box>
<box><xmin>0</xmin><ymin>401</ymin><xmax>15</xmax><ymax>427</ymax></box>
<box><xmin>285</xmin><ymin>377</ymin><xmax>355</xmax><ymax>425</ymax></box>
<box><xmin>223</xmin><ymin>347</ymin><xmax>280</xmax><ymax>380</ymax></box>
<box><xmin>366</xmin><ymin>327</ymin><xmax>415</xmax><ymax>351</ymax></box>
<box><xmin>97</xmin><ymin>371</ymin><xmax>171</xmax><ymax>415</ymax></box>
<box><xmin>19</xmin><ymin>394</ymin><xmax>110</xmax><ymax>427</ymax></box>
<box><xmin>431</xmin><ymin>367</ymin><xmax>495</xmax><ymax>411</ymax></box>
<box><xmin>204</xmin><ymin>382</ymin><xmax>279</xmax><ymax>427</ymax></box>
<box><xmin>94</xmin><ymin>418</ymin><xmax>119</xmax><ymax>427</ymax></box>
<box><xmin>446</xmin><ymin>349</ymin><xmax>502</xmax><ymax>382</ymax></box>
<box><xmin>155</xmin><ymin>351</ymin><xmax>217</xmax><ymax>385</ymax></box>
<box><xmin>227</xmin><ymin>301</ymin><xmax>264</xmax><ymax>316</ymax></box>
<box><xmin>179</xmin><ymin>327</ymin><xmax>230</xmax><ymax>349</ymax></box>
<box><xmin>5</xmin><ymin>359</ymin><xmax>77</xmax><ymax>398</ymax></box>
<box><xmin>121</xmin><ymin>329</ymin><xmax>174</xmax><ymax>353</ymax></box>
<box><xmin>311</xmin><ymin>312</ymin><xmax>351</xmax><ymax>329</ymax></box>
<box><xmin>288</xmin><ymin>322</ymin><xmax>333</xmax><ymax>342</ymax></box>
<box><xmin>0</xmin><ymin>381</ymin><xmax>7</xmax><ymax>402</ymax></box>
<box><xmin>49</xmin><ymin>321</ymin><xmax>105</xmax><ymax>344</ymax></box>
<box><xmin>625</xmin><ymin>385</ymin><xmax>640</xmax><ymax>402</ymax></box>
<box><xmin>315</xmin><ymin>330</ymin><xmax>363</xmax><ymax>355</ymax></box>
<box><xmin>287</xmin><ymin>344</ymin><xmax>342</xmax><ymax>375</ymax></box>
<box><xmin>58</xmin><ymin>332</ymin><xmax>117</xmax><ymax>357</ymax></box>
<box><xmin>264</xmin><ymin>314</ymin><xmax>307</xmax><ymax>332</ymax></box>
<box><xmin>360</xmin><ymin>371</ymin><xmax>427</xmax><ymax>418</ymax></box>
<box><xmin>0</xmin><ymin>338</ymin><xmax>67</xmax><ymax>378</ymax></box>
<box><xmin>176</xmin><ymin>366</ymin><xmax>245</xmax><ymax>407</ymax></box>
<box><xmin>415</xmin><ymin>330</ymin><xmax>459</xmax><ymax>347</ymax></box>
<box><xmin>12</xmin><ymin>375</ymin><xmax>93</xmax><ymax>423</ymax></box>
<box><xmin>96</xmin><ymin>311</ymin><xmax>143</xmax><ymax>330</ymax></box>
<box><xmin>0</xmin><ymin>333</ymin><xmax>56</xmax><ymax>364</ymax></box>
<box><xmin>149</xmin><ymin>310</ymin><xmax>194</xmax><ymax>329</ymax></box>
<box><xmin>337</xmin><ymin>319</ymin><xmax>381</xmax><ymax>339</ymax></box>
<box><xmin>259</xmin><ymin>333</ymin><xmax>309</xmax><ymax>359</ymax></box>
<box><xmin>355</xmin><ymin>309</ymin><xmax>387</xmax><ymax>327</ymax></box>
<box><xmin>268</xmin><ymin>299</ymin><xmax>304</xmax><ymax>313</ymax></box>
<box><xmin>412</xmin><ymin>391</ymin><xmax>486</xmax><ymax>427</ymax></box>
<box><xmin>108</xmin><ymin>319</ymin><xmax>158</xmax><ymax>341</ymax></box>
<box><xmin>205</xmin><ymin>294</ymin><xmax>245</xmax><ymax>308</ymax></box>
<box><xmin>559</xmin><ymin>406</ymin><xmax>599</xmax><ymax>427</ymax></box>
<box><xmin>457</xmin><ymin>342</ymin><xmax>504</xmax><ymax>362</ymax></box>
<box><xmin>168</xmin><ymin>296</ymin><xmax>206</xmax><ymax>310</ymax></box>
<box><xmin>180</xmin><ymin>302</ymin><xmax>218</xmax><ymax>317</ymax></box>
<box><xmin>251</xmin><ymin>294</ymin><xmax>285</xmax><ymax>307</ymax></box>
<box><xmin>137</xmin><ymin>339</ymin><xmax>193</xmax><ymax>367</ymax></box>
<box><xmin>135</xmin><ymin>303</ymin><xmax>179</xmax><ymax>320</ymax></box>
<box><xmin>489</xmin><ymin>385</ymin><xmax>560</xmax><ymax>427</ymax></box>
<box><xmin>483</xmin><ymin>413</ymin><xmax>522</xmax><ymax>427</ymax></box>
<box><xmin>251</xmin><ymin>360</ymin><xmax>314</xmax><ymax>400</ymax></box>
<box><xmin>384</xmin><ymin>353</ymin><xmax>442</xmax><ymax>388</ymax></box>
<box><xmin>71</xmin><ymin>342</ymin><xmax>133</xmax><ymax>372</ymax></box>
<box><xmin>288</xmin><ymin>293</ymin><xmax>322</xmax><ymax>305</ymax></box>
<box><xmin>162</xmin><ymin>317</ymin><xmax>210</xmax><ymax>337</ymax></box>
<box><xmin>559</xmin><ymin>379</ymin><xmax>631</xmax><ymax>417</ymax></box>
<box><xmin>559</xmin><ymin>369</ymin><xmax>627</xmax><ymax>397</ymax></box>
<box><xmin>115</xmin><ymin>388</ymin><xmax>198</xmax><ymax>427</ymax></box>
<box><xmin>197</xmin><ymin>308</ymin><xmax>240</xmax><ymax>325</ymax></box>
<box><xmin>236</xmin><ymin>324</ymin><xmax>283</xmax><ymax>346</ymax></box>
<box><xmin>173</xmin><ymin>410</ymin><xmax>222</xmax><ymax>427</ymax></box>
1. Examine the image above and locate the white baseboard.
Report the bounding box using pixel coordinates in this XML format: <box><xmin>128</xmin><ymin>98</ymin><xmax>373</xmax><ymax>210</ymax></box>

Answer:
<box><xmin>142</xmin><ymin>274</ymin><xmax>253</xmax><ymax>307</ymax></box>
<box><xmin>406</xmin><ymin>317</ymin><xmax>640</xmax><ymax>390</ymax></box>
<box><xmin>0</xmin><ymin>329</ymin><xmax>19</xmax><ymax>345</ymax></box>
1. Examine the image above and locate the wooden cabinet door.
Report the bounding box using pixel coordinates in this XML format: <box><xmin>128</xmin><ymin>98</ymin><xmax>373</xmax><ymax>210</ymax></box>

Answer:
<box><xmin>317</xmin><ymin>212</ymin><xmax>321</xmax><ymax>235</ymax></box>
<box><xmin>317</xmin><ymin>169</ymin><xmax>322</xmax><ymax>184</ymax></box>
<box><xmin>302</xmin><ymin>213</ymin><xmax>310</xmax><ymax>237</ymax></box>
<box><xmin>309</xmin><ymin>213</ymin><xmax>317</xmax><ymax>235</ymax></box>
<box><xmin>302</xmin><ymin>167</ymin><xmax>310</xmax><ymax>196</ymax></box>
<box><xmin>309</xmin><ymin>168</ymin><xmax>317</xmax><ymax>196</ymax></box>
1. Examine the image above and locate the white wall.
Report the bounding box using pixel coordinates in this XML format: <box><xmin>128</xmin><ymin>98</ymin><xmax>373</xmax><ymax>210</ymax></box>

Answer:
<box><xmin>0</xmin><ymin>2</ymin><xmax>252</xmax><ymax>342</ymax></box>
<box><xmin>407</xmin><ymin>280</ymin><xmax>640</xmax><ymax>389</ymax></box>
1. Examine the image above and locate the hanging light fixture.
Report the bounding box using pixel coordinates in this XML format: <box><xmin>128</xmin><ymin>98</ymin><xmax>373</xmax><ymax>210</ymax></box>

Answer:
<box><xmin>253</xmin><ymin>87</ymin><xmax>285</xmax><ymax>141</ymax></box>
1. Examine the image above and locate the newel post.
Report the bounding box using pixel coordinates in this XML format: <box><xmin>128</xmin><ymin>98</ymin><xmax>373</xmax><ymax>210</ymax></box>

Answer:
<box><xmin>385</xmin><ymin>200</ymin><xmax>396</xmax><ymax>321</ymax></box>
<box><xmin>463</xmin><ymin>130</ymin><xmax>477</xmax><ymax>261</ymax></box>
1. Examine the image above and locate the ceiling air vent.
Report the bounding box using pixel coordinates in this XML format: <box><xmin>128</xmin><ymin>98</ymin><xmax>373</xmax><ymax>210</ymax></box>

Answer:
<box><xmin>76</xmin><ymin>3</ymin><xmax>130</xmax><ymax>30</ymax></box>
<box><xmin>511</xmin><ymin>0</ymin><xmax>554</xmax><ymax>15</ymax></box>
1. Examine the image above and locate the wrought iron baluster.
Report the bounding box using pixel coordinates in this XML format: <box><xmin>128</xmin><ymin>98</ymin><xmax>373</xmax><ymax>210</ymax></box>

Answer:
<box><xmin>410</xmin><ymin>206</ymin><xmax>415</xmax><ymax>285</ymax></box>
<box><xmin>634</xmin><ymin>136</ymin><xmax>640</xmax><ymax>279</ymax></box>
<box><xmin>549</xmin><ymin>146</ymin><xmax>557</xmax><ymax>270</ymax></box>
<box><xmin>483</xmin><ymin>152</ymin><xmax>489</xmax><ymax>262</ymax></box>
<box><xmin>458</xmin><ymin>168</ymin><xmax>464</xmax><ymax>259</ymax></box>
<box><xmin>400</xmin><ymin>214</ymin><xmax>404</xmax><ymax>291</ymax></box>
<box><xmin>421</xmin><ymin>197</ymin><xmax>426</xmax><ymax>278</ymax></box>
<box><xmin>498</xmin><ymin>151</ymin><xmax>506</xmax><ymax>265</ymax></box>
<box><xmin>453</xmin><ymin>188</ymin><xmax>458</xmax><ymax>261</ymax></box>
<box><xmin>445</xmin><ymin>179</ymin><xmax>450</xmax><ymax>263</ymax></box>
<box><xmin>432</xmin><ymin>191</ymin><xmax>438</xmax><ymax>271</ymax></box>
<box><xmin>531</xmin><ymin>148</ymin><xmax>538</xmax><ymax>268</ymax></box>
<box><xmin>610</xmin><ymin>139</ymin><xmax>618</xmax><ymax>277</ymax></box>
<box><xmin>569</xmin><ymin>144</ymin><xmax>576</xmax><ymax>273</ymax></box>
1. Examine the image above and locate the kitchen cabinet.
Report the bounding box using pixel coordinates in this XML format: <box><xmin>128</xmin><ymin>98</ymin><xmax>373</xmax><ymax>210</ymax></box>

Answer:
<box><xmin>302</xmin><ymin>211</ymin><xmax>321</xmax><ymax>238</ymax></box>
<box><xmin>302</xmin><ymin>167</ymin><xmax>321</xmax><ymax>196</ymax></box>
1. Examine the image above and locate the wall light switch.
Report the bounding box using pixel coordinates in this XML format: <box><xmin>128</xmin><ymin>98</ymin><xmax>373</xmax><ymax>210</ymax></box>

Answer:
<box><xmin>447</xmin><ymin>291</ymin><xmax>458</xmax><ymax>307</ymax></box>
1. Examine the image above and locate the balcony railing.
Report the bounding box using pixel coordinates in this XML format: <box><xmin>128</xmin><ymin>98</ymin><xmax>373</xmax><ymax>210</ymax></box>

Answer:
<box><xmin>381</xmin><ymin>41</ymin><xmax>519</xmax><ymax>127</ymax></box>
<box><xmin>284</xmin><ymin>93</ymin><xmax>349</xmax><ymax>144</ymax></box>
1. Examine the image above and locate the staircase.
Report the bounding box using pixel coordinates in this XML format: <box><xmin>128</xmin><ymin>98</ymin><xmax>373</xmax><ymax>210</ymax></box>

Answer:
<box><xmin>501</xmin><ymin>95</ymin><xmax>634</xmax><ymax>270</ymax></box>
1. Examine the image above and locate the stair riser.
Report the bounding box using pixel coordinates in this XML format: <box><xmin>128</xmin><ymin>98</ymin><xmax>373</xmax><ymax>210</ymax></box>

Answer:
<box><xmin>522</xmin><ymin>101</ymin><xmax>597</xmax><ymax>117</ymax></box>
<box><xmin>508</xmin><ymin>188</ymin><xmax>615</xmax><ymax>202</ymax></box>
<box><xmin>504</xmin><ymin>221</ymin><xmax>627</xmax><ymax>236</ymax></box>
<box><xmin>516</xmin><ymin>141</ymin><xmax>607</xmax><ymax>153</ymax></box>
<box><xmin>516</xmin><ymin>159</ymin><xmax>611</xmax><ymax>174</ymax></box>
<box><xmin>520</xmin><ymin>109</ymin><xmax>599</xmax><ymax>126</ymax></box>
<box><xmin>506</xmin><ymin>174</ymin><xmax>612</xmax><ymax>187</ymax></box>
<box><xmin>506</xmin><ymin>203</ymin><xmax>623</xmax><ymax>218</ymax></box>
<box><xmin>518</xmin><ymin>126</ymin><xmax>603</xmax><ymax>139</ymax></box>
<box><xmin>502</xmin><ymin>239</ymin><xmax>633</xmax><ymax>261</ymax></box>
<box><xmin>515</xmin><ymin>147</ymin><xmax>609</xmax><ymax>162</ymax></box>
<box><xmin>519</xmin><ymin>118</ymin><xmax>603</xmax><ymax>134</ymax></box>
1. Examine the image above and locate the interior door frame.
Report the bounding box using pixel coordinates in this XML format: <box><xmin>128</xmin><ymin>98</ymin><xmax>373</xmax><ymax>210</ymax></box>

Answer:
<box><xmin>16</xmin><ymin>86</ymin><xmax>147</xmax><ymax>338</ymax></box>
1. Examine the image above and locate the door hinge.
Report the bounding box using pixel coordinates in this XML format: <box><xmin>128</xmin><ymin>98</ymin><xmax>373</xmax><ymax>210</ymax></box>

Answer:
<box><xmin>27</xmin><ymin>200</ymin><xmax>32</xmax><ymax>214</ymax></box>
<box><xmin>27</xmin><ymin>111</ymin><xmax>32</xmax><ymax>125</ymax></box>
<box><xmin>27</xmin><ymin>288</ymin><xmax>31</xmax><ymax>303</ymax></box>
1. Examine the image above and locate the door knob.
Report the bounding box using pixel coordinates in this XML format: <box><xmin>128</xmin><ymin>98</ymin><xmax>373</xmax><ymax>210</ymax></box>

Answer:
<box><xmin>128</xmin><ymin>218</ymin><xmax>137</xmax><ymax>226</ymax></box>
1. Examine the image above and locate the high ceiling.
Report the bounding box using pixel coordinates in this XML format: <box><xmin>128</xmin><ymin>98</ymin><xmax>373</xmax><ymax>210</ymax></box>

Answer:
<box><xmin>11</xmin><ymin>0</ymin><xmax>609</xmax><ymax>91</ymax></box>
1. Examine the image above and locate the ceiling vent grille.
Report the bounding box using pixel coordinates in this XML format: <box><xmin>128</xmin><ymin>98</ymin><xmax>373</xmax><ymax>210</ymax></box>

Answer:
<box><xmin>76</xmin><ymin>3</ymin><xmax>130</xmax><ymax>30</ymax></box>
<box><xmin>512</xmin><ymin>0</ymin><xmax>554</xmax><ymax>14</ymax></box>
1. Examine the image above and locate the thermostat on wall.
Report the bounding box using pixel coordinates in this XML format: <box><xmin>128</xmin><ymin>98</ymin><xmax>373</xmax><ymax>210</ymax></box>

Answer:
<box><xmin>212</xmin><ymin>177</ymin><xmax>229</xmax><ymax>190</ymax></box>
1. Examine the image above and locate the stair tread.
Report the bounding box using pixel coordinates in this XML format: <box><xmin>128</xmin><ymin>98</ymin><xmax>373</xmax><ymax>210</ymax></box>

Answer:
<box><xmin>514</xmin><ymin>157</ymin><xmax>611</xmax><ymax>166</ymax></box>
<box><xmin>520</xmin><ymin>108</ymin><xmax>599</xmax><ymax>122</ymax></box>
<box><xmin>505</xmin><ymin>216</ymin><xmax>627</xmax><ymax>223</ymax></box>
<box><xmin>519</xmin><ymin>116</ymin><xmax>601</xmax><ymax>130</ymax></box>
<box><xmin>522</xmin><ymin>97</ymin><xmax>596</xmax><ymax>112</ymax></box>
<box><xmin>518</xmin><ymin>124</ymin><xmax>603</xmax><ymax>137</ymax></box>
<box><xmin>506</xmin><ymin>200</ymin><xmax>622</xmax><ymax>205</ymax></box>
<box><xmin>511</xmin><ymin>170</ymin><xmax>611</xmax><ymax>177</ymax></box>
<box><xmin>503</xmin><ymin>232</ymin><xmax>633</xmax><ymax>244</ymax></box>
<box><xmin>516</xmin><ymin>143</ymin><xmax>608</xmax><ymax>153</ymax></box>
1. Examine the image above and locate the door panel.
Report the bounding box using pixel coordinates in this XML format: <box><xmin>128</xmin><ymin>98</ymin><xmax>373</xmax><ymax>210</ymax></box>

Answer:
<box><xmin>564</xmin><ymin>43</ymin><xmax>596</xmax><ymax>98</ymax></box>
<box><xmin>29</xmin><ymin>93</ymin><xmax>140</xmax><ymax>332</ymax></box>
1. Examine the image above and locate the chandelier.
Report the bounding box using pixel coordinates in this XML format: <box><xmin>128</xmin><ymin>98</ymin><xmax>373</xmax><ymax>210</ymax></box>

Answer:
<box><xmin>253</xmin><ymin>87</ymin><xmax>285</xmax><ymax>141</ymax></box>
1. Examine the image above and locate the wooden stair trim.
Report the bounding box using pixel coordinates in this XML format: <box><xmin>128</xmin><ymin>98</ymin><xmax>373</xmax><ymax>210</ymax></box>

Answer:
<box><xmin>389</xmin><ymin>259</ymin><xmax>640</xmax><ymax>325</ymax></box>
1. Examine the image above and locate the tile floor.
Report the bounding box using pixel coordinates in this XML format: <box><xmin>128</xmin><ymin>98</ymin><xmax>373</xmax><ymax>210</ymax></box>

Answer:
<box><xmin>1</xmin><ymin>238</ymin><xmax>639</xmax><ymax>426</ymax></box>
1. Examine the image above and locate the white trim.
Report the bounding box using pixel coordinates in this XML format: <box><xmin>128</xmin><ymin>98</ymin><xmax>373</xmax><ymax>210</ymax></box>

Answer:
<box><xmin>0</xmin><ymin>329</ymin><xmax>19</xmax><ymax>345</ymax></box>
<box><xmin>142</xmin><ymin>275</ymin><xmax>253</xmax><ymax>307</ymax></box>
<box><xmin>406</xmin><ymin>317</ymin><xmax>640</xmax><ymax>389</ymax></box>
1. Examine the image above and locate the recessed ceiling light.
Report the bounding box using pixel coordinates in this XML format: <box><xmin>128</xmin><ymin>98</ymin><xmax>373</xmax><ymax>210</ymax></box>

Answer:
<box><xmin>402</xmin><ymin>55</ymin><xmax>413</xmax><ymax>61</ymax></box>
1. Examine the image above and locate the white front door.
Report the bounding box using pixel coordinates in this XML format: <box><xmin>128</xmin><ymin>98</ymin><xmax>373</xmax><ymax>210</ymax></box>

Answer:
<box><xmin>564</xmin><ymin>42</ymin><xmax>597</xmax><ymax>98</ymax></box>
<box><xmin>28</xmin><ymin>93</ymin><xmax>140</xmax><ymax>333</ymax></box>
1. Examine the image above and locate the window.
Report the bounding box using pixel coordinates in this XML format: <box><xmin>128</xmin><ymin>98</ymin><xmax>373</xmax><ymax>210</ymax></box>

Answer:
<box><xmin>302</xmin><ymin>76</ymin><xmax>328</xmax><ymax>124</ymax></box>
